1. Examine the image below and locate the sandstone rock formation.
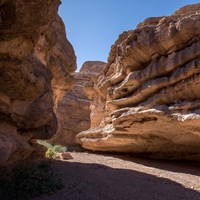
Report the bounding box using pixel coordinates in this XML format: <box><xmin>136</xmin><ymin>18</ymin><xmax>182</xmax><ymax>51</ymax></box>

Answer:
<box><xmin>77</xmin><ymin>4</ymin><xmax>200</xmax><ymax>160</ymax></box>
<box><xmin>53</xmin><ymin>61</ymin><xmax>106</xmax><ymax>146</ymax></box>
<box><xmin>0</xmin><ymin>0</ymin><xmax>76</xmax><ymax>165</ymax></box>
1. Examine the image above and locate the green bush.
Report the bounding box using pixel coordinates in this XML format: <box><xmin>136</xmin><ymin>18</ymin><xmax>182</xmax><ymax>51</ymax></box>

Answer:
<box><xmin>0</xmin><ymin>161</ymin><xmax>63</xmax><ymax>200</ymax></box>
<box><xmin>45</xmin><ymin>147</ymin><xmax>56</xmax><ymax>158</ymax></box>
<box><xmin>37</xmin><ymin>140</ymin><xmax>52</xmax><ymax>149</ymax></box>
<box><xmin>37</xmin><ymin>140</ymin><xmax>67</xmax><ymax>158</ymax></box>
<box><xmin>53</xmin><ymin>145</ymin><xmax>67</xmax><ymax>153</ymax></box>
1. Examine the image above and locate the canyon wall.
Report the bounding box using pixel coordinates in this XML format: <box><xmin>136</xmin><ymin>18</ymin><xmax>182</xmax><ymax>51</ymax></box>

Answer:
<box><xmin>0</xmin><ymin>0</ymin><xmax>76</xmax><ymax>165</ymax></box>
<box><xmin>77</xmin><ymin>4</ymin><xmax>200</xmax><ymax>160</ymax></box>
<box><xmin>53</xmin><ymin>61</ymin><xmax>106</xmax><ymax>146</ymax></box>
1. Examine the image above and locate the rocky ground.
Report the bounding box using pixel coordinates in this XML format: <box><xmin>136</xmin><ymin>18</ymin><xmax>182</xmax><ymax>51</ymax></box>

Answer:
<box><xmin>35</xmin><ymin>152</ymin><xmax>200</xmax><ymax>200</ymax></box>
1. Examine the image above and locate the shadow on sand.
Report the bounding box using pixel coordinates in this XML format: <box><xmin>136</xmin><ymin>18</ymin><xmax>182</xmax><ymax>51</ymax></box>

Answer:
<box><xmin>34</xmin><ymin>159</ymin><xmax>200</xmax><ymax>200</ymax></box>
<box><xmin>102</xmin><ymin>153</ymin><xmax>200</xmax><ymax>177</ymax></box>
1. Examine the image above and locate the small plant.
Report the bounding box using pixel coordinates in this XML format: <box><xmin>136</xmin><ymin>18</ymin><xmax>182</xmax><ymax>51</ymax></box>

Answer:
<box><xmin>45</xmin><ymin>146</ymin><xmax>56</xmax><ymax>158</ymax></box>
<box><xmin>37</xmin><ymin>140</ymin><xmax>67</xmax><ymax>158</ymax></box>
<box><xmin>37</xmin><ymin>140</ymin><xmax>52</xmax><ymax>149</ymax></box>
<box><xmin>53</xmin><ymin>145</ymin><xmax>67</xmax><ymax>153</ymax></box>
<box><xmin>0</xmin><ymin>161</ymin><xmax>63</xmax><ymax>200</ymax></box>
<box><xmin>45</xmin><ymin>145</ymin><xmax>67</xmax><ymax>158</ymax></box>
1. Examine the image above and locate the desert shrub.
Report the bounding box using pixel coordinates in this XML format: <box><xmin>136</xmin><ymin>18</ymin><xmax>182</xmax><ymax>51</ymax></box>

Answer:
<box><xmin>37</xmin><ymin>140</ymin><xmax>67</xmax><ymax>158</ymax></box>
<box><xmin>37</xmin><ymin>139</ymin><xmax>52</xmax><ymax>149</ymax></box>
<box><xmin>53</xmin><ymin>145</ymin><xmax>67</xmax><ymax>153</ymax></box>
<box><xmin>45</xmin><ymin>145</ymin><xmax>67</xmax><ymax>158</ymax></box>
<box><xmin>45</xmin><ymin>146</ymin><xmax>56</xmax><ymax>158</ymax></box>
<box><xmin>0</xmin><ymin>161</ymin><xmax>63</xmax><ymax>200</ymax></box>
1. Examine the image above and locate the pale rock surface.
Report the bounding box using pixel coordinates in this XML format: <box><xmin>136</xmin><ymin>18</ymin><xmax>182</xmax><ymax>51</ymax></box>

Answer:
<box><xmin>77</xmin><ymin>4</ymin><xmax>200</xmax><ymax>160</ymax></box>
<box><xmin>0</xmin><ymin>0</ymin><xmax>76</xmax><ymax>165</ymax></box>
<box><xmin>53</xmin><ymin>152</ymin><xmax>73</xmax><ymax>160</ymax></box>
<box><xmin>53</xmin><ymin>61</ymin><xmax>106</xmax><ymax>145</ymax></box>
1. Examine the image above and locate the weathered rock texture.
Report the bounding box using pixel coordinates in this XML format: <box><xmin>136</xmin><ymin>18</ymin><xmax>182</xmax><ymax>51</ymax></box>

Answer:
<box><xmin>77</xmin><ymin>4</ymin><xmax>200</xmax><ymax>160</ymax></box>
<box><xmin>0</xmin><ymin>0</ymin><xmax>76</xmax><ymax>165</ymax></box>
<box><xmin>53</xmin><ymin>61</ymin><xmax>106</xmax><ymax>146</ymax></box>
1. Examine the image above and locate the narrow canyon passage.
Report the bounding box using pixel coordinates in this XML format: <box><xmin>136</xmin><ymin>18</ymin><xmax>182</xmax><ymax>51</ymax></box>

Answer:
<box><xmin>34</xmin><ymin>152</ymin><xmax>200</xmax><ymax>200</ymax></box>
<box><xmin>1</xmin><ymin>1</ymin><xmax>200</xmax><ymax>199</ymax></box>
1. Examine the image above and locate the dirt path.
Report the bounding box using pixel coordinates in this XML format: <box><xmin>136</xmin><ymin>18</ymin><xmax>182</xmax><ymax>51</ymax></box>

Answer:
<box><xmin>35</xmin><ymin>152</ymin><xmax>200</xmax><ymax>200</ymax></box>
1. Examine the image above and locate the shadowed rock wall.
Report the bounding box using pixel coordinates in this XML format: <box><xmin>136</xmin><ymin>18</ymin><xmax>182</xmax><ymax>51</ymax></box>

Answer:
<box><xmin>0</xmin><ymin>0</ymin><xmax>76</xmax><ymax>165</ymax></box>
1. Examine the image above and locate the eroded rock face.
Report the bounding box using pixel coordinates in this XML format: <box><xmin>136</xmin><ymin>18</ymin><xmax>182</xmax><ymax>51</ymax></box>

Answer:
<box><xmin>53</xmin><ymin>61</ymin><xmax>106</xmax><ymax>146</ymax></box>
<box><xmin>77</xmin><ymin>4</ymin><xmax>200</xmax><ymax>160</ymax></box>
<box><xmin>0</xmin><ymin>0</ymin><xmax>76</xmax><ymax>165</ymax></box>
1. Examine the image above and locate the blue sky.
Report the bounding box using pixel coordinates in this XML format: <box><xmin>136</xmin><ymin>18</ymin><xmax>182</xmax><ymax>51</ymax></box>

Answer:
<box><xmin>59</xmin><ymin>0</ymin><xmax>200</xmax><ymax>70</ymax></box>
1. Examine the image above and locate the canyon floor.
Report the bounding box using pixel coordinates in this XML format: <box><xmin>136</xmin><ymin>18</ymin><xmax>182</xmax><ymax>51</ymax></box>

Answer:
<box><xmin>34</xmin><ymin>152</ymin><xmax>200</xmax><ymax>200</ymax></box>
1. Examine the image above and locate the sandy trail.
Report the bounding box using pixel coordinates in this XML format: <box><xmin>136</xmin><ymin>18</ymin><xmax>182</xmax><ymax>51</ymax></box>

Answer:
<box><xmin>35</xmin><ymin>152</ymin><xmax>200</xmax><ymax>200</ymax></box>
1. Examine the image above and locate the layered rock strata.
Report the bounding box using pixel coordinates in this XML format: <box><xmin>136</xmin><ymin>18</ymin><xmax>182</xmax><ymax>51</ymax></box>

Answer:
<box><xmin>53</xmin><ymin>61</ymin><xmax>106</xmax><ymax>145</ymax></box>
<box><xmin>77</xmin><ymin>4</ymin><xmax>200</xmax><ymax>160</ymax></box>
<box><xmin>0</xmin><ymin>0</ymin><xmax>76</xmax><ymax>165</ymax></box>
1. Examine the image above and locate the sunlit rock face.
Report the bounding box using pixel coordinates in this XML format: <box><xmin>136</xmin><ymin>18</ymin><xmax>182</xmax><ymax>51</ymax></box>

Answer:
<box><xmin>77</xmin><ymin>4</ymin><xmax>200</xmax><ymax>160</ymax></box>
<box><xmin>0</xmin><ymin>0</ymin><xmax>76</xmax><ymax>165</ymax></box>
<box><xmin>53</xmin><ymin>61</ymin><xmax>106</xmax><ymax>146</ymax></box>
